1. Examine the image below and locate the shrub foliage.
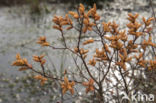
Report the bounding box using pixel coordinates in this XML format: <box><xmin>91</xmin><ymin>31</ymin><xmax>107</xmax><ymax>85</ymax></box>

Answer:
<box><xmin>12</xmin><ymin>3</ymin><xmax>156</xmax><ymax>102</ymax></box>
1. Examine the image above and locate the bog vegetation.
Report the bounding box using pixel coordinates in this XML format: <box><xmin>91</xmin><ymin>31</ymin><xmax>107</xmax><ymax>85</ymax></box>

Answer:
<box><xmin>12</xmin><ymin>3</ymin><xmax>156</xmax><ymax>103</ymax></box>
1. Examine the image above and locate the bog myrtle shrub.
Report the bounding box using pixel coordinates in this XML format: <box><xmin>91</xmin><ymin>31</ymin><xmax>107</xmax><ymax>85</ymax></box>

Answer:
<box><xmin>12</xmin><ymin>3</ymin><xmax>156</xmax><ymax>102</ymax></box>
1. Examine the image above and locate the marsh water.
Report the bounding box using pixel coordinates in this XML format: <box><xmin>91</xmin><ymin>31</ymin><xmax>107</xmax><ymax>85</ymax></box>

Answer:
<box><xmin>0</xmin><ymin>0</ymin><xmax>155</xmax><ymax>103</ymax></box>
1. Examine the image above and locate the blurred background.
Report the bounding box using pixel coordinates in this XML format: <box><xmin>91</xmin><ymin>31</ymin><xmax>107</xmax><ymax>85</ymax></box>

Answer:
<box><xmin>0</xmin><ymin>0</ymin><xmax>155</xmax><ymax>103</ymax></box>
